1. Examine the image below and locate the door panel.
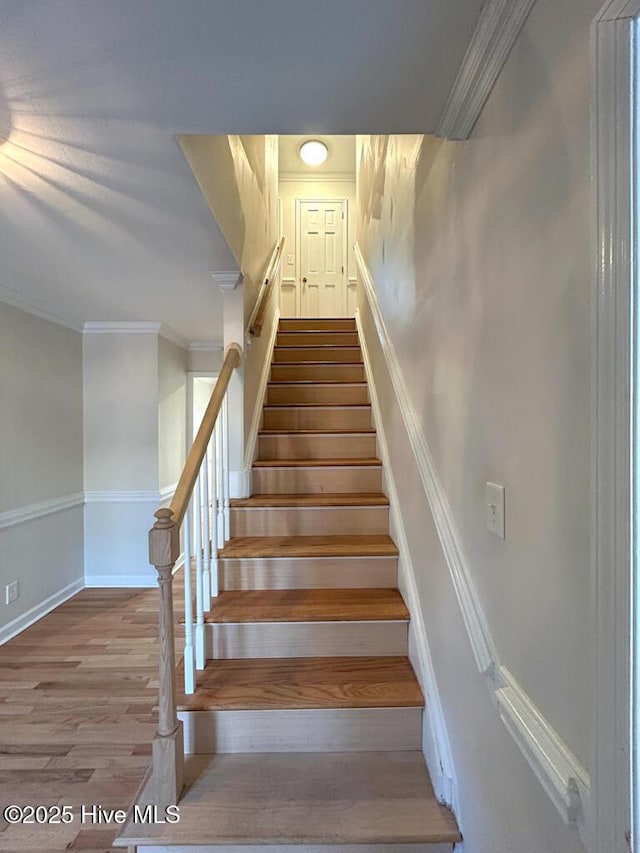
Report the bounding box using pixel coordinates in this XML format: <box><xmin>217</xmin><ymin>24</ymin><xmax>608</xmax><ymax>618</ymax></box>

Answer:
<box><xmin>300</xmin><ymin>201</ymin><xmax>346</xmax><ymax>318</ymax></box>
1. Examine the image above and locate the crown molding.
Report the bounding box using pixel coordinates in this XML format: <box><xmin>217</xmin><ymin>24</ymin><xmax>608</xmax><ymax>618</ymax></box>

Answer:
<box><xmin>0</xmin><ymin>285</ymin><xmax>83</xmax><ymax>332</ymax></box>
<box><xmin>83</xmin><ymin>321</ymin><xmax>188</xmax><ymax>349</ymax></box>
<box><xmin>211</xmin><ymin>271</ymin><xmax>243</xmax><ymax>293</ymax></box>
<box><xmin>436</xmin><ymin>0</ymin><xmax>536</xmax><ymax>140</ymax></box>
<box><xmin>279</xmin><ymin>171</ymin><xmax>355</xmax><ymax>183</ymax></box>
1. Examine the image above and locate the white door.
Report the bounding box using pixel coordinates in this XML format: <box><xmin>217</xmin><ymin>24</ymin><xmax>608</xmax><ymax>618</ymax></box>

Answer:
<box><xmin>298</xmin><ymin>200</ymin><xmax>346</xmax><ymax>317</ymax></box>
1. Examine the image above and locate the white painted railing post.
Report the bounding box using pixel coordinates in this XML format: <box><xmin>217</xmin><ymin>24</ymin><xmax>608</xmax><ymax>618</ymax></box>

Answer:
<box><xmin>202</xmin><ymin>447</ymin><xmax>211</xmax><ymax>606</ymax></box>
<box><xmin>148</xmin><ymin>508</ymin><xmax>183</xmax><ymax>806</ymax></box>
<box><xmin>193</xmin><ymin>480</ymin><xmax>205</xmax><ymax>670</ymax></box>
<box><xmin>210</xmin><ymin>425</ymin><xmax>219</xmax><ymax>598</ymax></box>
<box><xmin>216</xmin><ymin>420</ymin><xmax>225</xmax><ymax>546</ymax></box>
<box><xmin>223</xmin><ymin>396</ymin><xmax>230</xmax><ymax>541</ymax></box>
<box><xmin>182</xmin><ymin>506</ymin><xmax>195</xmax><ymax>694</ymax></box>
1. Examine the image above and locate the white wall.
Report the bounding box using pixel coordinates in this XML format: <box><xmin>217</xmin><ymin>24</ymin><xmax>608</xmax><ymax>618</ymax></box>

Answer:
<box><xmin>83</xmin><ymin>331</ymin><xmax>159</xmax><ymax>586</ymax></box>
<box><xmin>278</xmin><ymin>177</ymin><xmax>358</xmax><ymax>317</ymax></box>
<box><xmin>355</xmin><ymin>0</ymin><xmax>598</xmax><ymax>849</ymax></box>
<box><xmin>158</xmin><ymin>336</ymin><xmax>187</xmax><ymax>494</ymax></box>
<box><xmin>0</xmin><ymin>303</ymin><xmax>83</xmax><ymax>641</ymax></box>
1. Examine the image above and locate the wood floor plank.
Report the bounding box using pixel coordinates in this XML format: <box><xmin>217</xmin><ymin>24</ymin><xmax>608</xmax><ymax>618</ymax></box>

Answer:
<box><xmin>230</xmin><ymin>493</ymin><xmax>389</xmax><ymax>508</ymax></box>
<box><xmin>204</xmin><ymin>589</ymin><xmax>409</xmax><ymax>623</ymax></box>
<box><xmin>177</xmin><ymin>656</ymin><xmax>423</xmax><ymax>711</ymax></box>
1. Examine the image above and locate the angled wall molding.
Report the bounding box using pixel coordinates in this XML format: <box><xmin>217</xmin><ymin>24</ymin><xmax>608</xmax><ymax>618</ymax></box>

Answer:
<box><xmin>355</xmin><ymin>309</ymin><xmax>457</xmax><ymax>811</ymax></box>
<box><xmin>436</xmin><ymin>0</ymin><xmax>536</xmax><ymax>140</ymax></box>
<box><xmin>0</xmin><ymin>492</ymin><xmax>84</xmax><ymax>531</ymax></box>
<box><xmin>0</xmin><ymin>284</ymin><xmax>83</xmax><ymax>332</ymax></box>
<box><xmin>211</xmin><ymin>271</ymin><xmax>243</xmax><ymax>293</ymax></box>
<box><xmin>354</xmin><ymin>244</ymin><xmax>590</xmax><ymax>831</ymax></box>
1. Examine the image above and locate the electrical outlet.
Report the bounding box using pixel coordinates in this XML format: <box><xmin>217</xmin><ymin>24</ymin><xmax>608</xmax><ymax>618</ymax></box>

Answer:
<box><xmin>486</xmin><ymin>482</ymin><xmax>506</xmax><ymax>540</ymax></box>
<box><xmin>5</xmin><ymin>580</ymin><xmax>19</xmax><ymax>605</ymax></box>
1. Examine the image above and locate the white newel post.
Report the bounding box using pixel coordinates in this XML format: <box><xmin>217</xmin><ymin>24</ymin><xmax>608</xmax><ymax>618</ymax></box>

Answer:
<box><xmin>148</xmin><ymin>508</ymin><xmax>184</xmax><ymax>806</ymax></box>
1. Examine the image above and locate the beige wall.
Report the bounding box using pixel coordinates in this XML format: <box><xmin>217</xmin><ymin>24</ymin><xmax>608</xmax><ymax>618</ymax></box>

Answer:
<box><xmin>0</xmin><ymin>304</ymin><xmax>83</xmax><ymax>637</ymax></box>
<box><xmin>158</xmin><ymin>337</ymin><xmax>187</xmax><ymax>493</ymax></box>
<box><xmin>278</xmin><ymin>178</ymin><xmax>358</xmax><ymax>317</ymax></box>
<box><xmin>356</xmin><ymin>0</ymin><xmax>598</xmax><ymax>849</ymax></box>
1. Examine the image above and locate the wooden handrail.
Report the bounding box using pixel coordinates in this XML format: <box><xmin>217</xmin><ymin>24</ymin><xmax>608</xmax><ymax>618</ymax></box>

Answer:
<box><xmin>169</xmin><ymin>341</ymin><xmax>242</xmax><ymax>529</ymax></box>
<box><xmin>247</xmin><ymin>236</ymin><xmax>285</xmax><ymax>337</ymax></box>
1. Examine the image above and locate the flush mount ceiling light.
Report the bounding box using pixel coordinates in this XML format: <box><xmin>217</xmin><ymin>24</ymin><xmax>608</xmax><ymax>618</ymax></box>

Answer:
<box><xmin>299</xmin><ymin>139</ymin><xmax>328</xmax><ymax>166</ymax></box>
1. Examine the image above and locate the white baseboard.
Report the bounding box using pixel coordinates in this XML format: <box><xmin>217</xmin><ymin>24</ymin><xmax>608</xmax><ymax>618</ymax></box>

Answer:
<box><xmin>355</xmin><ymin>309</ymin><xmax>457</xmax><ymax>810</ymax></box>
<box><xmin>355</xmin><ymin>245</ymin><xmax>591</xmax><ymax>831</ymax></box>
<box><xmin>0</xmin><ymin>577</ymin><xmax>84</xmax><ymax>645</ymax></box>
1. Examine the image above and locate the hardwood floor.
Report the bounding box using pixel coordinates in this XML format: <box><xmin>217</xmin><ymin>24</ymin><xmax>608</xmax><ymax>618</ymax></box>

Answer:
<box><xmin>0</xmin><ymin>586</ymin><xmax>166</xmax><ymax>852</ymax></box>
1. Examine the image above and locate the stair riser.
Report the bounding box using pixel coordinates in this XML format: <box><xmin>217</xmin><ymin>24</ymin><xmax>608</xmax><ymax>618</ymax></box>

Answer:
<box><xmin>259</xmin><ymin>433</ymin><xmax>376</xmax><ymax>459</ymax></box>
<box><xmin>273</xmin><ymin>347</ymin><xmax>362</xmax><ymax>363</ymax></box>
<box><xmin>271</xmin><ymin>363</ymin><xmax>365</xmax><ymax>382</ymax></box>
<box><xmin>230</xmin><ymin>506</ymin><xmax>389</xmax><ymax>537</ymax></box>
<box><xmin>206</xmin><ymin>621</ymin><xmax>407</xmax><ymax>659</ymax></box>
<box><xmin>267</xmin><ymin>384</ymin><xmax>369</xmax><ymax>405</ymax></box>
<box><xmin>138</xmin><ymin>844</ymin><xmax>451</xmax><ymax>852</ymax></box>
<box><xmin>262</xmin><ymin>407</ymin><xmax>372</xmax><ymax>431</ymax></box>
<box><xmin>179</xmin><ymin>707</ymin><xmax>421</xmax><ymax>753</ymax></box>
<box><xmin>276</xmin><ymin>332</ymin><xmax>359</xmax><ymax>347</ymax></box>
<box><xmin>279</xmin><ymin>319</ymin><xmax>356</xmax><ymax>331</ymax></box>
<box><xmin>219</xmin><ymin>556</ymin><xmax>398</xmax><ymax>590</ymax></box>
<box><xmin>252</xmin><ymin>466</ymin><xmax>382</xmax><ymax>494</ymax></box>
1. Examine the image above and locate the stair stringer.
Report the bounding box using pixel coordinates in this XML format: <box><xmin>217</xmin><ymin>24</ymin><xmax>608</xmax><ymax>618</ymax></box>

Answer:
<box><xmin>355</xmin><ymin>308</ymin><xmax>459</xmax><ymax>815</ymax></box>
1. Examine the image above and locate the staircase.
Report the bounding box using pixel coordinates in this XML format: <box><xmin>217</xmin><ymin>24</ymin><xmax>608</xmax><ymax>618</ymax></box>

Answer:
<box><xmin>118</xmin><ymin>317</ymin><xmax>461</xmax><ymax>852</ymax></box>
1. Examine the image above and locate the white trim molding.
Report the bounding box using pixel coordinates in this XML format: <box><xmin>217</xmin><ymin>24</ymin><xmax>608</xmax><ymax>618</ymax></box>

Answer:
<box><xmin>354</xmin><ymin>244</ymin><xmax>591</xmax><ymax>837</ymax></box>
<box><xmin>189</xmin><ymin>342</ymin><xmax>223</xmax><ymax>353</ymax></box>
<box><xmin>591</xmin><ymin>2</ymin><xmax>640</xmax><ymax>851</ymax></box>
<box><xmin>211</xmin><ymin>271</ymin><xmax>243</xmax><ymax>293</ymax></box>
<box><xmin>242</xmin><ymin>307</ymin><xmax>281</xmax><ymax>495</ymax></box>
<box><xmin>436</xmin><ymin>0</ymin><xmax>536</xmax><ymax>140</ymax></box>
<box><xmin>496</xmin><ymin>666</ymin><xmax>590</xmax><ymax>827</ymax></box>
<box><xmin>355</xmin><ymin>309</ymin><xmax>458</xmax><ymax>812</ymax></box>
<box><xmin>0</xmin><ymin>577</ymin><xmax>84</xmax><ymax>646</ymax></box>
<box><xmin>84</xmin><ymin>490</ymin><xmax>160</xmax><ymax>503</ymax></box>
<box><xmin>0</xmin><ymin>492</ymin><xmax>84</xmax><ymax>531</ymax></box>
<box><xmin>82</xmin><ymin>321</ymin><xmax>188</xmax><ymax>349</ymax></box>
<box><xmin>0</xmin><ymin>284</ymin><xmax>83</xmax><ymax>332</ymax></box>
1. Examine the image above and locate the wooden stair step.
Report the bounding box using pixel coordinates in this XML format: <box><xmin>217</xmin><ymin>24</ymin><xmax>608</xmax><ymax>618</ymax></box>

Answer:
<box><xmin>267</xmin><ymin>381</ymin><xmax>369</xmax><ymax>405</ymax></box>
<box><xmin>253</xmin><ymin>458</ymin><xmax>382</xmax><ymax>467</ymax></box>
<box><xmin>118</xmin><ymin>752</ymin><xmax>461</xmax><ymax>848</ymax></box>
<box><xmin>220</xmin><ymin>535</ymin><xmax>399</xmax><ymax>558</ymax></box>
<box><xmin>262</xmin><ymin>405</ymin><xmax>372</xmax><ymax>431</ymax></box>
<box><xmin>204</xmin><ymin>589</ymin><xmax>408</xmax><ymax>623</ymax></box>
<box><xmin>270</xmin><ymin>363</ymin><xmax>365</xmax><ymax>382</ymax></box>
<box><xmin>178</xmin><ymin>656</ymin><xmax>423</xmax><ymax>711</ymax></box>
<box><xmin>277</xmin><ymin>331</ymin><xmax>360</xmax><ymax>346</ymax></box>
<box><xmin>259</xmin><ymin>428</ymin><xmax>376</xmax><ymax>434</ymax></box>
<box><xmin>273</xmin><ymin>346</ymin><xmax>362</xmax><ymax>363</ymax></box>
<box><xmin>279</xmin><ymin>317</ymin><xmax>356</xmax><ymax>330</ymax></box>
<box><xmin>230</xmin><ymin>493</ymin><xmax>389</xmax><ymax>508</ymax></box>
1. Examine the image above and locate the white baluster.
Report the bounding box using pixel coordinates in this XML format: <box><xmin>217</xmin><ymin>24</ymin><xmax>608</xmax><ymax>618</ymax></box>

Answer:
<box><xmin>216</xmin><ymin>419</ymin><xmax>224</xmax><ymax>546</ymax></box>
<box><xmin>182</xmin><ymin>504</ymin><xmax>195</xmax><ymax>694</ymax></box>
<box><xmin>210</xmin><ymin>422</ymin><xmax>219</xmax><ymax>598</ymax></box>
<box><xmin>202</xmin><ymin>447</ymin><xmax>211</xmax><ymax>606</ymax></box>
<box><xmin>223</xmin><ymin>395</ymin><xmax>231</xmax><ymax>542</ymax></box>
<box><xmin>194</xmin><ymin>476</ymin><xmax>205</xmax><ymax>669</ymax></box>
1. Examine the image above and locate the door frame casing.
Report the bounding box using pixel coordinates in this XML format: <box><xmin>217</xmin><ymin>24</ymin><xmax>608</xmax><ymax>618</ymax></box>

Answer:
<box><xmin>592</xmin><ymin>2</ymin><xmax>640</xmax><ymax>851</ymax></box>
<box><xmin>295</xmin><ymin>197</ymin><xmax>348</xmax><ymax>317</ymax></box>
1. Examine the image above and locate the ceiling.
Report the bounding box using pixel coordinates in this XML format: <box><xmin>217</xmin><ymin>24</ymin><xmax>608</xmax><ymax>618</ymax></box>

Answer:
<box><xmin>0</xmin><ymin>0</ymin><xmax>484</xmax><ymax>342</ymax></box>
<box><xmin>279</xmin><ymin>136</ymin><xmax>356</xmax><ymax>178</ymax></box>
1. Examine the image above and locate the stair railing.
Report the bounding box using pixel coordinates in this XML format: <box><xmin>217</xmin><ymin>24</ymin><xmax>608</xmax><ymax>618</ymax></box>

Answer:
<box><xmin>247</xmin><ymin>236</ymin><xmax>285</xmax><ymax>337</ymax></box>
<box><xmin>148</xmin><ymin>341</ymin><xmax>242</xmax><ymax>807</ymax></box>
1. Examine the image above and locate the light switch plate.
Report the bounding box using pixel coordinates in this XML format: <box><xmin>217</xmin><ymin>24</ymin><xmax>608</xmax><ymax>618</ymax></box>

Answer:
<box><xmin>287</xmin><ymin>254</ymin><xmax>294</xmax><ymax>265</ymax></box>
<box><xmin>486</xmin><ymin>482</ymin><xmax>505</xmax><ymax>540</ymax></box>
<box><xmin>5</xmin><ymin>580</ymin><xmax>19</xmax><ymax>605</ymax></box>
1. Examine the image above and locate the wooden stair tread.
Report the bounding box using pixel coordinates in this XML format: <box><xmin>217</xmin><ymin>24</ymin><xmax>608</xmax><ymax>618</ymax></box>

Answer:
<box><xmin>271</xmin><ymin>360</ymin><xmax>364</xmax><ymax>365</ymax></box>
<box><xmin>178</xmin><ymin>656</ymin><xmax>423</xmax><ymax>710</ymax></box>
<box><xmin>220</xmin><ymin>535</ymin><xmax>399</xmax><ymax>558</ymax></box>
<box><xmin>204</xmin><ymin>589</ymin><xmax>408</xmax><ymax>623</ymax></box>
<box><xmin>118</xmin><ymin>752</ymin><xmax>461</xmax><ymax>847</ymax></box>
<box><xmin>263</xmin><ymin>404</ymin><xmax>371</xmax><ymax>409</ymax></box>
<box><xmin>230</xmin><ymin>493</ymin><xmax>389</xmax><ymax>508</ymax></box>
<box><xmin>253</xmin><ymin>457</ymin><xmax>382</xmax><ymax>467</ymax></box>
<box><xmin>259</xmin><ymin>428</ymin><xmax>376</xmax><ymax>434</ymax></box>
